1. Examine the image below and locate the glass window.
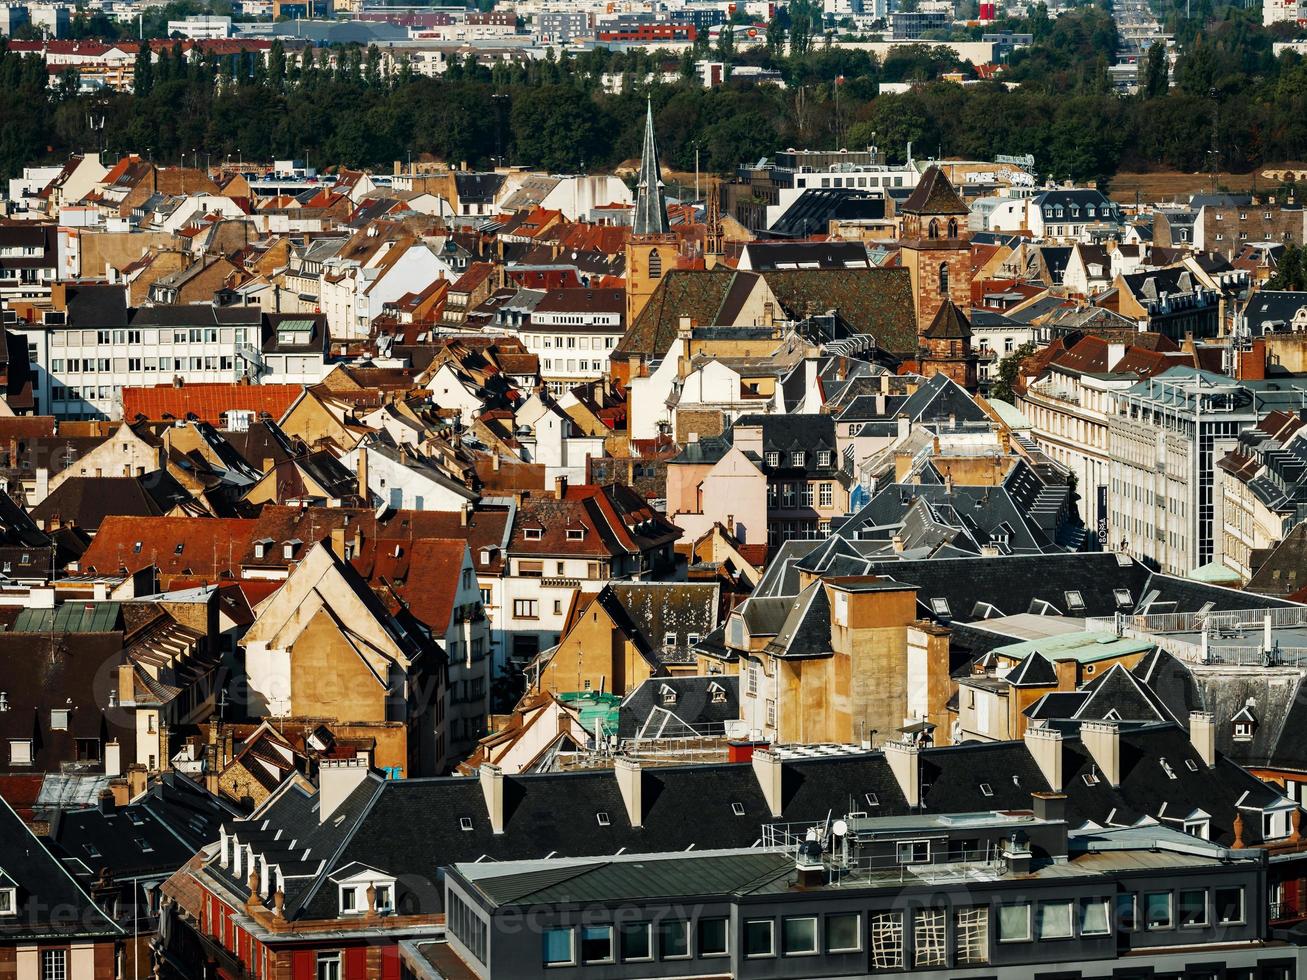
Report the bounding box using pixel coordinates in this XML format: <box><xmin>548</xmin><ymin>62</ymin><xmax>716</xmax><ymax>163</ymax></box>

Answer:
<box><xmin>1215</xmin><ymin>886</ymin><xmax>1244</xmax><ymax>925</ymax></box>
<box><xmin>1116</xmin><ymin>893</ymin><xmax>1137</xmax><ymax>931</ymax></box>
<box><xmin>658</xmin><ymin>920</ymin><xmax>689</xmax><ymax>959</ymax></box>
<box><xmin>913</xmin><ymin>908</ymin><xmax>946</xmax><ymax>967</ymax></box>
<box><xmin>40</xmin><ymin>950</ymin><xmax>66</xmax><ymax>980</ymax></box>
<box><xmin>698</xmin><ymin>917</ymin><xmax>728</xmax><ymax>956</ymax></box>
<box><xmin>542</xmin><ymin>928</ymin><xmax>573</xmax><ymax>965</ymax></box>
<box><xmin>1145</xmin><ymin>891</ymin><xmax>1173</xmax><ymax>930</ymax></box>
<box><xmin>868</xmin><ymin>911</ymin><xmax>901</xmax><ymax>968</ymax></box>
<box><xmin>619</xmin><ymin>923</ymin><xmax>651</xmax><ymax>961</ymax></box>
<box><xmin>744</xmin><ymin>919</ymin><xmax>774</xmax><ymax>957</ymax></box>
<box><xmin>955</xmin><ymin>906</ymin><xmax>989</xmax><ymax>964</ymax></box>
<box><xmin>580</xmin><ymin>925</ymin><xmax>613</xmax><ymax>963</ymax></box>
<box><xmin>316</xmin><ymin>954</ymin><xmax>340</xmax><ymax>980</ymax></box>
<box><xmin>1178</xmin><ymin>889</ymin><xmax>1208</xmax><ymax>927</ymax></box>
<box><xmin>1079</xmin><ymin>898</ymin><xmax>1110</xmax><ymax>936</ymax></box>
<box><xmin>997</xmin><ymin>904</ymin><xmax>1031</xmax><ymax>942</ymax></box>
<box><xmin>782</xmin><ymin>916</ymin><xmax>817</xmax><ymax>955</ymax></box>
<box><xmin>1038</xmin><ymin>901</ymin><xmax>1073</xmax><ymax>939</ymax></box>
<box><xmin>825</xmin><ymin>912</ymin><xmax>860</xmax><ymax>952</ymax></box>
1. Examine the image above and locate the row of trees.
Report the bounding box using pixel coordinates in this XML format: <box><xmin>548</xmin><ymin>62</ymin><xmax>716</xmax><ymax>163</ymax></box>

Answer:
<box><xmin>4</xmin><ymin>5</ymin><xmax>1307</xmax><ymax>184</ymax></box>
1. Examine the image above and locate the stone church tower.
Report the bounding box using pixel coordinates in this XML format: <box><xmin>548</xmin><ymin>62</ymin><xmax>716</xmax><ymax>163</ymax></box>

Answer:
<box><xmin>919</xmin><ymin>300</ymin><xmax>979</xmax><ymax>392</ymax></box>
<box><xmin>625</xmin><ymin>98</ymin><xmax>680</xmax><ymax>331</ymax></box>
<box><xmin>898</xmin><ymin>166</ymin><xmax>973</xmax><ymax>339</ymax></box>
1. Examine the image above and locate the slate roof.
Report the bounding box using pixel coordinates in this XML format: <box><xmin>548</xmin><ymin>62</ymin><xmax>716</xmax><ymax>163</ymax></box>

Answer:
<box><xmin>617</xmin><ymin>674</ymin><xmax>740</xmax><ymax>740</ymax></box>
<box><xmin>0</xmin><ymin>792</ymin><xmax>120</xmax><ymax>941</ymax></box>
<box><xmin>31</xmin><ymin>472</ymin><xmax>192</xmax><ymax>532</ymax></box>
<box><xmin>921</xmin><ymin>300</ymin><xmax>972</xmax><ymax>341</ymax></box>
<box><xmin>900</xmin><ymin>166</ymin><xmax>968</xmax><ymax>216</ymax></box>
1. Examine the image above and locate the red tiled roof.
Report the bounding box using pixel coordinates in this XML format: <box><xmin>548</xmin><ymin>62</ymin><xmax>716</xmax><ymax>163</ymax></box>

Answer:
<box><xmin>79</xmin><ymin>515</ymin><xmax>259</xmax><ymax>582</ymax></box>
<box><xmin>121</xmin><ymin>383</ymin><xmax>302</xmax><ymax>425</ymax></box>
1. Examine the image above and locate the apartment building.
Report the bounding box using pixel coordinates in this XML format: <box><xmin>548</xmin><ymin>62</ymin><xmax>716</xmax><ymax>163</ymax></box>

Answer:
<box><xmin>1107</xmin><ymin>367</ymin><xmax>1307</xmax><ymax>575</ymax></box>
<box><xmin>522</xmin><ymin>287</ymin><xmax>624</xmax><ymax>394</ymax></box>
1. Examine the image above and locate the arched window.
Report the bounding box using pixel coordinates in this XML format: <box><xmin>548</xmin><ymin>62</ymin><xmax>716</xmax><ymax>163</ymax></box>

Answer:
<box><xmin>927</xmin><ymin>219</ymin><xmax>940</xmax><ymax>239</ymax></box>
<box><xmin>947</xmin><ymin>218</ymin><xmax>958</xmax><ymax>238</ymax></box>
<box><xmin>939</xmin><ymin>262</ymin><xmax>949</xmax><ymax>295</ymax></box>
<box><xmin>648</xmin><ymin>249</ymin><xmax>662</xmax><ymax>279</ymax></box>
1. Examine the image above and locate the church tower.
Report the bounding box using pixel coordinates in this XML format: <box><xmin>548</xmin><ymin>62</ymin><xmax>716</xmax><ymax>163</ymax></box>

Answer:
<box><xmin>625</xmin><ymin>99</ymin><xmax>680</xmax><ymax>332</ymax></box>
<box><xmin>919</xmin><ymin>300</ymin><xmax>979</xmax><ymax>392</ymax></box>
<box><xmin>898</xmin><ymin>166</ymin><xmax>973</xmax><ymax>340</ymax></box>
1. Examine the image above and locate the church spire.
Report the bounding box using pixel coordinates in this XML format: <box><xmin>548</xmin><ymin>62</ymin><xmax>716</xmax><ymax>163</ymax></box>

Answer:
<box><xmin>632</xmin><ymin>97</ymin><xmax>669</xmax><ymax>237</ymax></box>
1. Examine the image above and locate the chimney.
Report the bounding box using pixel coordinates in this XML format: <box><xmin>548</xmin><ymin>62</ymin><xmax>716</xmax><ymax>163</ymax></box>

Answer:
<box><xmin>318</xmin><ymin>757</ymin><xmax>370</xmax><ymax>823</ymax></box>
<box><xmin>1024</xmin><ymin>726</ymin><xmax>1064</xmax><ymax>793</ymax></box>
<box><xmin>492</xmin><ymin>453</ymin><xmax>501</xmax><ymax>472</ymax></box>
<box><xmin>1189</xmin><ymin>711</ymin><xmax>1216</xmax><ymax>768</ymax></box>
<box><xmin>97</xmin><ymin>789</ymin><xmax>115</xmax><ymax>815</ymax></box>
<box><xmin>460</xmin><ymin>504</ymin><xmax>470</xmax><ymax>527</ymax></box>
<box><xmin>892</xmin><ymin>534</ymin><xmax>905</xmax><ymax>553</ymax></box>
<box><xmin>1030</xmin><ymin>791</ymin><xmax>1066</xmax><ymax>823</ymax></box>
<box><xmin>1080</xmin><ymin>720</ymin><xmax>1121</xmax><ymax>788</ymax></box>
<box><xmin>357</xmin><ymin>446</ymin><xmax>368</xmax><ymax>503</ymax></box>
<box><xmin>480</xmin><ymin>764</ymin><xmax>505</xmax><ymax>834</ymax></box>
<box><xmin>127</xmin><ymin>764</ymin><xmax>147</xmax><ymax>801</ymax></box>
<box><xmin>677</xmin><ymin>315</ymin><xmax>693</xmax><ymax>340</ymax></box>
<box><xmin>752</xmin><ymin>748</ymin><xmax>784</xmax><ymax>817</ymax></box>
<box><xmin>554</xmin><ymin>475</ymin><xmax>567</xmax><ymax>500</ymax></box>
<box><xmin>104</xmin><ymin>740</ymin><xmax>121</xmax><ymax>778</ymax></box>
<box><xmin>883</xmin><ymin>739</ymin><xmax>921</xmax><ymax>808</ymax></box>
<box><xmin>1053</xmin><ymin>658</ymin><xmax>1077</xmax><ymax>691</ymax></box>
<box><xmin>614</xmin><ymin>757</ymin><xmax>643</xmax><ymax>828</ymax></box>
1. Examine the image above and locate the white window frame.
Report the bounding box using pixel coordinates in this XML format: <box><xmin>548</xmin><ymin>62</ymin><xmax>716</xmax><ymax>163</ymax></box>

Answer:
<box><xmin>743</xmin><ymin>918</ymin><xmax>775</xmax><ymax>958</ymax></box>
<box><xmin>9</xmin><ymin>740</ymin><xmax>31</xmax><ymax>766</ymax></box>
<box><xmin>1036</xmin><ymin>900</ymin><xmax>1074</xmax><ymax>939</ymax></box>
<box><xmin>542</xmin><ymin>927</ymin><xmax>575</xmax><ymax>966</ymax></box>
<box><xmin>896</xmin><ymin>840</ymin><xmax>930</xmax><ymax>864</ymax></box>
<box><xmin>997</xmin><ymin>903</ymin><xmax>1032</xmax><ymax>942</ymax></box>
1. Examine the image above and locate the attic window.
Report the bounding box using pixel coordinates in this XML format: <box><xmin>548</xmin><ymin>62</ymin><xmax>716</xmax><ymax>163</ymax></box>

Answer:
<box><xmin>126</xmin><ymin>811</ymin><xmax>145</xmax><ymax>826</ymax></box>
<box><xmin>1082</xmin><ymin>771</ymin><xmax>1100</xmax><ymax>787</ymax></box>
<box><xmin>979</xmin><ymin>783</ymin><xmax>994</xmax><ymax>798</ymax></box>
<box><xmin>661</xmin><ymin>684</ymin><xmax>677</xmax><ymax>705</ymax></box>
<box><xmin>663</xmin><ymin>633</ymin><xmax>677</xmax><ymax>649</ymax></box>
<box><xmin>1185</xmin><ymin>759</ymin><xmax>1199</xmax><ymax>772</ymax></box>
<box><xmin>1233</xmin><ymin>721</ymin><xmax>1255</xmax><ymax>741</ymax></box>
<box><xmin>865</xmin><ymin>793</ymin><xmax>879</xmax><ymax>807</ymax></box>
<box><xmin>523</xmin><ymin>527</ymin><xmax>542</xmax><ymax>541</ymax></box>
<box><xmin>566</xmin><ymin>528</ymin><xmax>585</xmax><ymax>541</ymax></box>
<box><xmin>1159</xmin><ymin>759</ymin><xmax>1177</xmax><ymax>780</ymax></box>
<box><xmin>253</xmin><ymin>538</ymin><xmax>273</xmax><ymax>560</ymax></box>
<box><xmin>135</xmin><ymin>837</ymin><xmax>154</xmax><ymax>853</ymax></box>
<box><xmin>0</xmin><ymin>887</ymin><xmax>13</xmax><ymax>915</ymax></box>
<box><xmin>688</xmin><ymin>633</ymin><xmax>701</xmax><ymax>648</ymax></box>
<box><xmin>459</xmin><ymin>817</ymin><xmax>474</xmax><ymax>832</ymax></box>
<box><xmin>790</xmin><ymin>451</ymin><xmax>806</xmax><ymax>467</ymax></box>
<box><xmin>930</xmin><ymin>598</ymin><xmax>951</xmax><ymax>617</ymax></box>
<box><xmin>174</xmin><ymin>543</ymin><xmax>184</xmax><ymax>556</ymax></box>
<box><xmin>133</xmin><ymin>541</ymin><xmax>142</xmax><ymax>554</ymax></box>
<box><xmin>83</xmin><ymin>843</ymin><xmax>101</xmax><ymax>858</ymax></box>
<box><xmin>732</xmin><ymin>802</ymin><xmax>746</xmax><ymax>816</ymax></box>
<box><xmin>50</xmin><ymin>709</ymin><xmax>69</xmax><ymax>731</ymax></box>
<box><xmin>765</xmin><ymin>452</ymin><xmax>780</xmax><ymax>468</ymax></box>
<box><xmin>1064</xmin><ymin>590</ymin><xmax>1085</xmax><ymax>612</ymax></box>
<box><xmin>709</xmin><ymin>682</ymin><xmax>726</xmax><ymax>704</ymax></box>
<box><xmin>596</xmin><ymin>812</ymin><xmax>611</xmax><ymax>827</ymax></box>
<box><xmin>1113</xmin><ymin>589</ymin><xmax>1132</xmax><ymax>608</ymax></box>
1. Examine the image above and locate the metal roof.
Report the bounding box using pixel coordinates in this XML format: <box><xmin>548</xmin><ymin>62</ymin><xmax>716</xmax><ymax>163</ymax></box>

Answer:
<box><xmin>11</xmin><ymin>601</ymin><xmax>121</xmax><ymax>634</ymax></box>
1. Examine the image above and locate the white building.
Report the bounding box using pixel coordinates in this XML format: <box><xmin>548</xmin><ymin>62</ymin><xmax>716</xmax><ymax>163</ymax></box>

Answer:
<box><xmin>318</xmin><ymin>238</ymin><xmax>454</xmax><ymax>340</ymax></box>
<box><xmin>521</xmin><ymin>287</ymin><xmax>624</xmax><ymax>393</ymax></box>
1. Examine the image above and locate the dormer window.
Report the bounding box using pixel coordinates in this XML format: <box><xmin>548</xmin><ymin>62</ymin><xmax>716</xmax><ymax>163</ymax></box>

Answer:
<box><xmin>253</xmin><ymin>538</ymin><xmax>273</xmax><ymax>560</ymax></box>
<box><xmin>283</xmin><ymin>539</ymin><xmax>302</xmax><ymax>560</ymax></box>
<box><xmin>765</xmin><ymin>451</ymin><xmax>780</xmax><ymax>468</ymax></box>
<box><xmin>1114</xmin><ymin>589</ymin><xmax>1132</xmax><ymax>608</ymax></box>
<box><xmin>0</xmin><ymin>885</ymin><xmax>15</xmax><ymax>915</ymax></box>
<box><xmin>523</xmin><ymin>527</ymin><xmax>542</xmax><ymax>541</ymax></box>
<box><xmin>663</xmin><ymin>633</ymin><xmax>677</xmax><ymax>650</ymax></box>
<box><xmin>709</xmin><ymin>682</ymin><xmax>726</xmax><ymax>703</ymax></box>
<box><xmin>566</xmin><ymin>528</ymin><xmax>585</xmax><ymax>541</ymax></box>
<box><xmin>1233</xmin><ymin>720</ymin><xmax>1255</xmax><ymax>741</ymax></box>
<box><xmin>1064</xmin><ymin>590</ymin><xmax>1085</xmax><ymax>612</ymax></box>
<box><xmin>661</xmin><ymin>684</ymin><xmax>677</xmax><ymax>706</ymax></box>
<box><xmin>790</xmin><ymin>451</ymin><xmax>805</xmax><ymax>467</ymax></box>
